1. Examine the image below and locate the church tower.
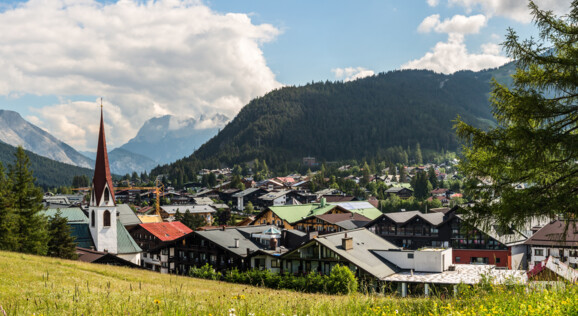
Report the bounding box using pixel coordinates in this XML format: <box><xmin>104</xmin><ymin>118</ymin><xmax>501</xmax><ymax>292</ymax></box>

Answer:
<box><xmin>89</xmin><ymin>107</ymin><xmax>117</xmax><ymax>253</ymax></box>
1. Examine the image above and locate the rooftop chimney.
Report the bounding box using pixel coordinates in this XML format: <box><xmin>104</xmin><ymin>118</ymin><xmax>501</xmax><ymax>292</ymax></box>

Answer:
<box><xmin>320</xmin><ymin>197</ymin><xmax>326</xmax><ymax>207</ymax></box>
<box><xmin>342</xmin><ymin>234</ymin><xmax>353</xmax><ymax>251</ymax></box>
<box><xmin>270</xmin><ymin>237</ymin><xmax>278</xmax><ymax>250</ymax></box>
<box><xmin>234</xmin><ymin>238</ymin><xmax>239</xmax><ymax>248</ymax></box>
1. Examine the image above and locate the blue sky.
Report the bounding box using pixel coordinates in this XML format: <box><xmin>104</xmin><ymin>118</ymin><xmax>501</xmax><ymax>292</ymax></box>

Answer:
<box><xmin>0</xmin><ymin>0</ymin><xmax>570</xmax><ymax>151</ymax></box>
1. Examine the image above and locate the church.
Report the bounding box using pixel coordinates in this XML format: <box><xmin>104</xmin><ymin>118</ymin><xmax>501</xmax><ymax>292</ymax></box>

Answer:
<box><xmin>87</xmin><ymin>107</ymin><xmax>142</xmax><ymax>264</ymax></box>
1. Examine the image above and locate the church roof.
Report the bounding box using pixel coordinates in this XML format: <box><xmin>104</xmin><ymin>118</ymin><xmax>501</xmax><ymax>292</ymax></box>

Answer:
<box><xmin>92</xmin><ymin>108</ymin><xmax>115</xmax><ymax>205</ymax></box>
<box><xmin>116</xmin><ymin>219</ymin><xmax>142</xmax><ymax>254</ymax></box>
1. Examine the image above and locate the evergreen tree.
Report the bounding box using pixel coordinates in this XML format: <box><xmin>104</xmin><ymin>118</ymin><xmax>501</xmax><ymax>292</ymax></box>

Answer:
<box><xmin>398</xmin><ymin>165</ymin><xmax>407</xmax><ymax>183</ymax></box>
<box><xmin>9</xmin><ymin>147</ymin><xmax>48</xmax><ymax>255</ymax></box>
<box><xmin>245</xmin><ymin>201</ymin><xmax>255</xmax><ymax>214</ymax></box>
<box><xmin>455</xmin><ymin>2</ymin><xmax>578</xmax><ymax>223</ymax></box>
<box><xmin>411</xmin><ymin>170</ymin><xmax>430</xmax><ymax>200</ymax></box>
<box><xmin>216</xmin><ymin>208</ymin><xmax>232</xmax><ymax>225</ymax></box>
<box><xmin>47</xmin><ymin>210</ymin><xmax>78</xmax><ymax>259</ymax></box>
<box><xmin>427</xmin><ymin>166</ymin><xmax>438</xmax><ymax>189</ymax></box>
<box><xmin>0</xmin><ymin>162</ymin><xmax>18</xmax><ymax>251</ymax></box>
<box><xmin>415</xmin><ymin>143</ymin><xmax>423</xmax><ymax>165</ymax></box>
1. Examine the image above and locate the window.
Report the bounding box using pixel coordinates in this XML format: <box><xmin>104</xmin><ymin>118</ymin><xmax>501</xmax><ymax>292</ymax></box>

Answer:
<box><xmin>407</xmin><ymin>253</ymin><xmax>414</xmax><ymax>259</ymax></box>
<box><xmin>456</xmin><ymin>257</ymin><xmax>461</xmax><ymax>262</ymax></box>
<box><xmin>534</xmin><ymin>249</ymin><xmax>544</xmax><ymax>256</ymax></box>
<box><xmin>495</xmin><ymin>258</ymin><xmax>501</xmax><ymax>263</ymax></box>
<box><xmin>103</xmin><ymin>210</ymin><xmax>111</xmax><ymax>227</ymax></box>
<box><xmin>91</xmin><ymin>210</ymin><xmax>95</xmax><ymax>227</ymax></box>
<box><xmin>161</xmin><ymin>248</ymin><xmax>169</xmax><ymax>255</ymax></box>
<box><xmin>271</xmin><ymin>259</ymin><xmax>280</xmax><ymax>268</ymax></box>
<box><xmin>104</xmin><ymin>187</ymin><xmax>110</xmax><ymax>204</ymax></box>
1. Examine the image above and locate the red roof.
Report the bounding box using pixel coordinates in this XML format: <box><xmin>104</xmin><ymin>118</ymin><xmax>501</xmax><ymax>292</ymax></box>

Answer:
<box><xmin>92</xmin><ymin>108</ymin><xmax>115</xmax><ymax>205</ymax></box>
<box><xmin>139</xmin><ymin>221</ymin><xmax>193</xmax><ymax>241</ymax></box>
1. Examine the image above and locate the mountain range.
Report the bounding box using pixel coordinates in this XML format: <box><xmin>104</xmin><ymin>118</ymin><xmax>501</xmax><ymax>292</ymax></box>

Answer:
<box><xmin>152</xmin><ymin>64</ymin><xmax>516</xmax><ymax>180</ymax></box>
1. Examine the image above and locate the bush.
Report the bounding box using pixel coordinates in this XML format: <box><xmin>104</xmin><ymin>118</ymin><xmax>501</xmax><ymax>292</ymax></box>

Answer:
<box><xmin>189</xmin><ymin>263</ymin><xmax>221</xmax><ymax>280</ymax></box>
<box><xmin>327</xmin><ymin>264</ymin><xmax>358</xmax><ymax>294</ymax></box>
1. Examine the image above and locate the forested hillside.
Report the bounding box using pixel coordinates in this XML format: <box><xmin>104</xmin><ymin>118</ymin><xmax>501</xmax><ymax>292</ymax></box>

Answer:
<box><xmin>0</xmin><ymin>141</ymin><xmax>93</xmax><ymax>189</ymax></box>
<box><xmin>152</xmin><ymin>67</ymin><xmax>511</xmax><ymax>178</ymax></box>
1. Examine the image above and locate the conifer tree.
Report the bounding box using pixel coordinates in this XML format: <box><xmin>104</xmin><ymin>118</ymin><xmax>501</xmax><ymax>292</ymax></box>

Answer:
<box><xmin>415</xmin><ymin>143</ymin><xmax>423</xmax><ymax>165</ymax></box>
<box><xmin>0</xmin><ymin>162</ymin><xmax>18</xmax><ymax>251</ymax></box>
<box><xmin>456</xmin><ymin>1</ymin><xmax>578</xmax><ymax>224</ymax></box>
<box><xmin>47</xmin><ymin>210</ymin><xmax>78</xmax><ymax>259</ymax></box>
<box><xmin>9</xmin><ymin>147</ymin><xmax>48</xmax><ymax>255</ymax></box>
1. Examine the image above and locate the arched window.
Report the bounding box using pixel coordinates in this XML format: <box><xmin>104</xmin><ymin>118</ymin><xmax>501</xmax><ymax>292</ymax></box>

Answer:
<box><xmin>103</xmin><ymin>210</ymin><xmax>111</xmax><ymax>227</ymax></box>
<box><xmin>91</xmin><ymin>210</ymin><xmax>95</xmax><ymax>227</ymax></box>
<box><xmin>104</xmin><ymin>187</ymin><xmax>110</xmax><ymax>204</ymax></box>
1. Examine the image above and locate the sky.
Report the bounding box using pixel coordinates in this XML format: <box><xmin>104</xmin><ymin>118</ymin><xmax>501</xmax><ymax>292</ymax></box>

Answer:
<box><xmin>0</xmin><ymin>0</ymin><xmax>571</xmax><ymax>152</ymax></box>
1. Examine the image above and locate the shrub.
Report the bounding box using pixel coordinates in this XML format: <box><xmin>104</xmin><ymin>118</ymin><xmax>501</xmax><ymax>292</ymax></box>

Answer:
<box><xmin>327</xmin><ymin>264</ymin><xmax>358</xmax><ymax>294</ymax></box>
<box><xmin>189</xmin><ymin>263</ymin><xmax>221</xmax><ymax>280</ymax></box>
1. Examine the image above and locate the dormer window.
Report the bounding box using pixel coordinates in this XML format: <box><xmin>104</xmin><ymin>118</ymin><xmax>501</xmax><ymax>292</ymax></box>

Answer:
<box><xmin>103</xmin><ymin>210</ymin><xmax>111</xmax><ymax>227</ymax></box>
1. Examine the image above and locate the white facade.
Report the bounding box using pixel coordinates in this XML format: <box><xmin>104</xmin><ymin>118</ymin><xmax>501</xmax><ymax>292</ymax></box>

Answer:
<box><xmin>529</xmin><ymin>246</ymin><xmax>578</xmax><ymax>269</ymax></box>
<box><xmin>376</xmin><ymin>248</ymin><xmax>452</xmax><ymax>273</ymax></box>
<box><xmin>117</xmin><ymin>252</ymin><xmax>142</xmax><ymax>265</ymax></box>
<box><xmin>89</xmin><ymin>184</ymin><xmax>118</xmax><ymax>254</ymax></box>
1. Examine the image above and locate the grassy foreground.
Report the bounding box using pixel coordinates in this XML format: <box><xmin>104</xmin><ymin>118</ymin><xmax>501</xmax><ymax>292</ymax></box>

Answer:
<box><xmin>0</xmin><ymin>251</ymin><xmax>577</xmax><ymax>315</ymax></box>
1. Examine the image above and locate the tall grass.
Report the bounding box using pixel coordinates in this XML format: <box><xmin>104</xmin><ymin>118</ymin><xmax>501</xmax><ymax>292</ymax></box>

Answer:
<box><xmin>0</xmin><ymin>251</ymin><xmax>576</xmax><ymax>315</ymax></box>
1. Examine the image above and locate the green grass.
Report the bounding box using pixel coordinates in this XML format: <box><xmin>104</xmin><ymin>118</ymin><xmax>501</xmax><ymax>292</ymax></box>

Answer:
<box><xmin>0</xmin><ymin>251</ymin><xmax>577</xmax><ymax>315</ymax></box>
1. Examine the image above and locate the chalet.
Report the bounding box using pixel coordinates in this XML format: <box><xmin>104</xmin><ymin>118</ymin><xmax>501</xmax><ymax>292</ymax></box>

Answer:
<box><xmin>286</xmin><ymin>190</ymin><xmax>317</xmax><ymax>204</ymax></box>
<box><xmin>217</xmin><ymin>188</ymin><xmax>241</xmax><ymax>205</ymax></box>
<box><xmin>251</xmin><ymin>201</ymin><xmax>338</xmax><ymax>229</ymax></box>
<box><xmin>193</xmin><ymin>197</ymin><xmax>215</xmax><ymax>205</ymax></box>
<box><xmin>76</xmin><ymin>247</ymin><xmax>142</xmax><ymax>268</ymax></box>
<box><xmin>131</xmin><ymin>221</ymin><xmax>193</xmax><ymax>273</ymax></box>
<box><xmin>328</xmin><ymin>201</ymin><xmax>383</xmax><ymax>220</ymax></box>
<box><xmin>160</xmin><ymin>204</ymin><xmax>216</xmax><ymax>223</ymax></box>
<box><xmin>255</xmin><ymin>179</ymin><xmax>285</xmax><ymax>190</ymax></box>
<box><xmin>171</xmin><ymin>225</ymin><xmax>287</xmax><ymax>274</ymax></box>
<box><xmin>257</xmin><ymin>190</ymin><xmax>291</xmax><ymax>208</ymax></box>
<box><xmin>524</xmin><ymin>220</ymin><xmax>578</xmax><ymax>269</ymax></box>
<box><xmin>384</xmin><ymin>187</ymin><xmax>413</xmax><ymax>199</ymax></box>
<box><xmin>367</xmin><ymin>207</ymin><xmax>538</xmax><ymax>269</ymax></box>
<box><xmin>231</xmin><ymin>187</ymin><xmax>268</xmax><ymax>211</ymax></box>
<box><xmin>293</xmin><ymin>212</ymin><xmax>371</xmax><ymax>234</ymax></box>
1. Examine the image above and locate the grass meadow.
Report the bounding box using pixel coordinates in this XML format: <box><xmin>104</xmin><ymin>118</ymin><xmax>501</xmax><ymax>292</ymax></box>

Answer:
<box><xmin>0</xmin><ymin>251</ymin><xmax>577</xmax><ymax>315</ymax></box>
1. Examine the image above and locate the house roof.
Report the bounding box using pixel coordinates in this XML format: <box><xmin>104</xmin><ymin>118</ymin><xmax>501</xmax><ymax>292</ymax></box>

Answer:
<box><xmin>161</xmin><ymin>204</ymin><xmax>216</xmax><ymax>214</ymax></box>
<box><xmin>266</xmin><ymin>203</ymin><xmax>337</xmax><ymax>224</ymax></box>
<box><xmin>305</xmin><ymin>228</ymin><xmax>401</xmax><ymax>279</ymax></box>
<box><xmin>116</xmin><ymin>204</ymin><xmax>142</xmax><ymax>226</ymax></box>
<box><xmin>139</xmin><ymin>221</ymin><xmax>193</xmax><ymax>242</ymax></box>
<box><xmin>76</xmin><ymin>247</ymin><xmax>140</xmax><ymax>267</ymax></box>
<box><xmin>382</xmin><ymin>264</ymin><xmax>527</xmax><ymax>285</ymax></box>
<box><xmin>525</xmin><ymin>220</ymin><xmax>578</xmax><ymax>247</ymax></box>
<box><xmin>382</xmin><ymin>210</ymin><xmax>445</xmax><ymax>226</ymax></box>
<box><xmin>116</xmin><ymin>219</ymin><xmax>142</xmax><ymax>254</ymax></box>
<box><xmin>193</xmin><ymin>197</ymin><xmax>214</xmax><ymax>205</ymax></box>
<box><xmin>259</xmin><ymin>190</ymin><xmax>291</xmax><ymax>201</ymax></box>
<box><xmin>314</xmin><ymin>213</ymin><xmax>371</xmax><ymax>225</ymax></box>
<box><xmin>232</xmin><ymin>187</ymin><xmax>263</xmax><ymax>198</ymax></box>
<box><xmin>137</xmin><ymin>215</ymin><xmax>163</xmax><ymax>223</ymax></box>
<box><xmin>322</xmin><ymin>195</ymin><xmax>356</xmax><ymax>203</ymax></box>
<box><xmin>385</xmin><ymin>187</ymin><xmax>412</xmax><ymax>193</ymax></box>
<box><xmin>195</xmin><ymin>225</ymin><xmax>281</xmax><ymax>257</ymax></box>
<box><xmin>42</xmin><ymin>208</ymin><xmax>89</xmax><ymax>223</ymax></box>
<box><xmin>527</xmin><ymin>256</ymin><xmax>578</xmax><ymax>282</ymax></box>
<box><xmin>92</xmin><ymin>108</ymin><xmax>115</xmax><ymax>205</ymax></box>
<box><xmin>329</xmin><ymin>201</ymin><xmax>383</xmax><ymax>220</ymax></box>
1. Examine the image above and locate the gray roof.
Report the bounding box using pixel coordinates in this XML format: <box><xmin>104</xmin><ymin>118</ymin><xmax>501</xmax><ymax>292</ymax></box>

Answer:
<box><xmin>335</xmin><ymin>219</ymin><xmax>370</xmax><ymax>230</ymax></box>
<box><xmin>193</xmin><ymin>197</ymin><xmax>214</xmax><ymax>205</ymax></box>
<box><xmin>162</xmin><ymin>204</ymin><xmax>216</xmax><ymax>214</ymax></box>
<box><xmin>312</xmin><ymin>228</ymin><xmax>401</xmax><ymax>279</ymax></box>
<box><xmin>232</xmin><ymin>187</ymin><xmax>262</xmax><ymax>198</ymax></box>
<box><xmin>195</xmin><ymin>225</ymin><xmax>280</xmax><ymax>257</ymax></box>
<box><xmin>116</xmin><ymin>204</ymin><xmax>142</xmax><ymax>226</ymax></box>
<box><xmin>259</xmin><ymin>190</ymin><xmax>290</xmax><ymax>201</ymax></box>
<box><xmin>383</xmin><ymin>210</ymin><xmax>444</xmax><ymax>226</ymax></box>
<box><xmin>385</xmin><ymin>187</ymin><xmax>412</xmax><ymax>193</ymax></box>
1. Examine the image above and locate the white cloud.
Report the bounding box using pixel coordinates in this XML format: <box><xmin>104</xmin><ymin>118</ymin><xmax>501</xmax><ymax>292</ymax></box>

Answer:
<box><xmin>0</xmin><ymin>0</ymin><xmax>282</xmax><ymax>150</ymax></box>
<box><xmin>418</xmin><ymin>14</ymin><xmax>487</xmax><ymax>34</ymax></box>
<box><xmin>449</xmin><ymin>0</ymin><xmax>570</xmax><ymax>22</ymax></box>
<box><xmin>332</xmin><ymin>67</ymin><xmax>375</xmax><ymax>82</ymax></box>
<box><xmin>427</xmin><ymin>0</ymin><xmax>440</xmax><ymax>7</ymax></box>
<box><xmin>401</xmin><ymin>33</ymin><xmax>510</xmax><ymax>74</ymax></box>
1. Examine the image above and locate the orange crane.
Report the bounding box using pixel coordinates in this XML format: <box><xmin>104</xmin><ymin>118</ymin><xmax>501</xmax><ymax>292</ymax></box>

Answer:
<box><xmin>73</xmin><ymin>180</ymin><xmax>165</xmax><ymax>217</ymax></box>
<box><xmin>115</xmin><ymin>180</ymin><xmax>165</xmax><ymax>217</ymax></box>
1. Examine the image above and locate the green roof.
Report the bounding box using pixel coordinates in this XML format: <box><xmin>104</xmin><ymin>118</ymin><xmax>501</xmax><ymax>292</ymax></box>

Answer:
<box><xmin>42</xmin><ymin>208</ymin><xmax>89</xmax><ymax>223</ymax></box>
<box><xmin>268</xmin><ymin>203</ymin><xmax>337</xmax><ymax>224</ymax></box>
<box><xmin>329</xmin><ymin>201</ymin><xmax>383</xmax><ymax>220</ymax></box>
<box><xmin>116</xmin><ymin>219</ymin><xmax>142</xmax><ymax>254</ymax></box>
<box><xmin>70</xmin><ymin>223</ymin><xmax>95</xmax><ymax>249</ymax></box>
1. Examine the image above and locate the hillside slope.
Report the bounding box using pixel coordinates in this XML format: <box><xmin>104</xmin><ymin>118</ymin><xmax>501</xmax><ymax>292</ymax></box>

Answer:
<box><xmin>0</xmin><ymin>141</ymin><xmax>93</xmax><ymax>188</ymax></box>
<box><xmin>187</xmin><ymin>68</ymin><xmax>503</xmax><ymax>167</ymax></box>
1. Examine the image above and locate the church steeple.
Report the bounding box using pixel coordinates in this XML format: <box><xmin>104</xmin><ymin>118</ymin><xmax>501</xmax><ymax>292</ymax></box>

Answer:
<box><xmin>92</xmin><ymin>107</ymin><xmax>115</xmax><ymax>206</ymax></box>
<box><xmin>89</xmin><ymin>104</ymin><xmax>118</xmax><ymax>253</ymax></box>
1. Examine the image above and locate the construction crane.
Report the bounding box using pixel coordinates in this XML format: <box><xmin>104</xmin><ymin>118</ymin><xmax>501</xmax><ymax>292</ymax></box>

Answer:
<box><xmin>73</xmin><ymin>180</ymin><xmax>165</xmax><ymax>218</ymax></box>
<box><xmin>115</xmin><ymin>180</ymin><xmax>165</xmax><ymax>217</ymax></box>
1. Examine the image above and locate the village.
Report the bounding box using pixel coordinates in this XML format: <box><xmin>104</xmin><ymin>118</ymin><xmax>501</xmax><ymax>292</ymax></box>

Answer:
<box><xmin>40</xmin><ymin>109</ymin><xmax>578</xmax><ymax>297</ymax></box>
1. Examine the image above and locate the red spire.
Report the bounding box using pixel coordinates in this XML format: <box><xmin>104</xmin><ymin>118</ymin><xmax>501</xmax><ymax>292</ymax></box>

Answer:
<box><xmin>92</xmin><ymin>107</ymin><xmax>115</xmax><ymax>205</ymax></box>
